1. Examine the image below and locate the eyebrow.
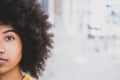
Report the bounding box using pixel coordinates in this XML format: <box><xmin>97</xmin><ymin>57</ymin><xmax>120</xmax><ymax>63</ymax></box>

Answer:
<box><xmin>3</xmin><ymin>30</ymin><xmax>17</xmax><ymax>34</ymax></box>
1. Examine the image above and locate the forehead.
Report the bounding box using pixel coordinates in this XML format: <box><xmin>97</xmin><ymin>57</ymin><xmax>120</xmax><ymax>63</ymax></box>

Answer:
<box><xmin>0</xmin><ymin>25</ymin><xmax>14</xmax><ymax>34</ymax></box>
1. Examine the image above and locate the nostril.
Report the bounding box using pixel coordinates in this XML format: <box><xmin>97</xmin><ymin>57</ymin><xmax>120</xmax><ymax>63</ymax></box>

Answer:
<box><xmin>0</xmin><ymin>49</ymin><xmax>5</xmax><ymax>54</ymax></box>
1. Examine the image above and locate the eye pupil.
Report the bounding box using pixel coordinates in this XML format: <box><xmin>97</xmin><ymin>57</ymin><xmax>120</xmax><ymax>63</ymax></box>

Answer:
<box><xmin>8</xmin><ymin>37</ymin><xmax>11</xmax><ymax>40</ymax></box>
<box><xmin>6</xmin><ymin>36</ymin><xmax>14</xmax><ymax>41</ymax></box>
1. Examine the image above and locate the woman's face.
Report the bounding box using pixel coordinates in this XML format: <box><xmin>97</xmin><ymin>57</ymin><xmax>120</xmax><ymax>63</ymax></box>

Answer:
<box><xmin>0</xmin><ymin>25</ymin><xmax>22</xmax><ymax>74</ymax></box>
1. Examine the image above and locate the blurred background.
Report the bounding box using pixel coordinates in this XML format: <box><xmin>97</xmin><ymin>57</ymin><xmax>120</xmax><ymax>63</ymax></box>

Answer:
<box><xmin>39</xmin><ymin>0</ymin><xmax>120</xmax><ymax>80</ymax></box>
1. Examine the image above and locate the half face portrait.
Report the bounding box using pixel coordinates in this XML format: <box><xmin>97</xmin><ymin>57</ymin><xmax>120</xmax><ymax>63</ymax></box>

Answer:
<box><xmin>0</xmin><ymin>25</ymin><xmax>22</xmax><ymax>74</ymax></box>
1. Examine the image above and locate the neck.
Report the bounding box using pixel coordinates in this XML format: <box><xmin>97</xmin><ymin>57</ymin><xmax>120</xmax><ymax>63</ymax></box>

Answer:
<box><xmin>0</xmin><ymin>66</ymin><xmax>23</xmax><ymax>80</ymax></box>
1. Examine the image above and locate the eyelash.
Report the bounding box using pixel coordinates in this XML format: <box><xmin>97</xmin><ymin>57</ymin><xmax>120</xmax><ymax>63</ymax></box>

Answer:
<box><xmin>5</xmin><ymin>35</ymin><xmax>15</xmax><ymax>41</ymax></box>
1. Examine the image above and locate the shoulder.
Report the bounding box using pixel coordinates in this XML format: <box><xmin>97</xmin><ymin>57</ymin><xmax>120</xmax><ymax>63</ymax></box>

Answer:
<box><xmin>23</xmin><ymin>74</ymin><xmax>35</xmax><ymax>80</ymax></box>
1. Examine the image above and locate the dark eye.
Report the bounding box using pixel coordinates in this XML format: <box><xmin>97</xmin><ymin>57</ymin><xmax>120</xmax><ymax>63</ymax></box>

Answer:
<box><xmin>5</xmin><ymin>36</ymin><xmax>15</xmax><ymax>41</ymax></box>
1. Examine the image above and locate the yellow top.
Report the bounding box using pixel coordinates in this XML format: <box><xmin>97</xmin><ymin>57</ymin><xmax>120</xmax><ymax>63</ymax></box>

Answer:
<box><xmin>23</xmin><ymin>75</ymin><xmax>34</xmax><ymax>80</ymax></box>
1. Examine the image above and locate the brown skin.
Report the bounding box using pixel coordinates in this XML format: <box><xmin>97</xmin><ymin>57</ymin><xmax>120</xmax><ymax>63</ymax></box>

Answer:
<box><xmin>0</xmin><ymin>25</ymin><xmax>23</xmax><ymax>80</ymax></box>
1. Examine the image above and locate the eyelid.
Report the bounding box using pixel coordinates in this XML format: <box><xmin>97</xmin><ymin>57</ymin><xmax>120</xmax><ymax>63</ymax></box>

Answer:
<box><xmin>5</xmin><ymin>35</ymin><xmax>15</xmax><ymax>41</ymax></box>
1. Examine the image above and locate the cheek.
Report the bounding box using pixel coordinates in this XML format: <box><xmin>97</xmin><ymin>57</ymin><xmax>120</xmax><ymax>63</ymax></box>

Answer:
<box><xmin>5</xmin><ymin>41</ymin><xmax>22</xmax><ymax>59</ymax></box>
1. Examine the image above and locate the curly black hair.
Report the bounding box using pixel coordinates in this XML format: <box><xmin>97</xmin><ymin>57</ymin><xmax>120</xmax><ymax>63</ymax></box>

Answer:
<box><xmin>0</xmin><ymin>0</ymin><xmax>53</xmax><ymax>79</ymax></box>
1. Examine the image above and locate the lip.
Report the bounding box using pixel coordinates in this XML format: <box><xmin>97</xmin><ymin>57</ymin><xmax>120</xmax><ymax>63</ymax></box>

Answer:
<box><xmin>0</xmin><ymin>57</ymin><xmax>8</xmax><ymax>63</ymax></box>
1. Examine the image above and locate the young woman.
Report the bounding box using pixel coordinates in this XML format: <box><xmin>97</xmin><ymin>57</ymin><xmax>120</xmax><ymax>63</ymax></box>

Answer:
<box><xmin>0</xmin><ymin>0</ymin><xmax>53</xmax><ymax>80</ymax></box>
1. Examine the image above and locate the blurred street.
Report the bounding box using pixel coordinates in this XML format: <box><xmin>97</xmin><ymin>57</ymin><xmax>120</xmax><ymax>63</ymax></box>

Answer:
<box><xmin>40</xmin><ymin>28</ymin><xmax>120</xmax><ymax>80</ymax></box>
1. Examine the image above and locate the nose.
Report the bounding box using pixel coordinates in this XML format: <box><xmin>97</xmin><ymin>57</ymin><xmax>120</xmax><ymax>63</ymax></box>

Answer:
<box><xmin>0</xmin><ymin>42</ymin><xmax>5</xmax><ymax>54</ymax></box>
<box><xmin>0</xmin><ymin>49</ymin><xmax>5</xmax><ymax>54</ymax></box>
